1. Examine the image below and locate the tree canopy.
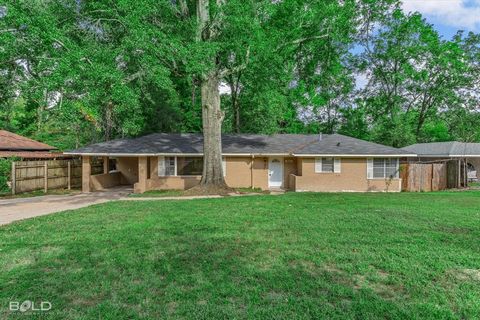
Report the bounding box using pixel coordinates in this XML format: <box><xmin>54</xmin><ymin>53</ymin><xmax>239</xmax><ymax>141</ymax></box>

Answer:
<box><xmin>1</xmin><ymin>0</ymin><xmax>479</xmax><ymax>152</ymax></box>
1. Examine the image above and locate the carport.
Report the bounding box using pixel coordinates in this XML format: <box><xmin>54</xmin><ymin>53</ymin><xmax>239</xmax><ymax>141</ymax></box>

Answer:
<box><xmin>80</xmin><ymin>155</ymin><xmax>141</xmax><ymax>193</ymax></box>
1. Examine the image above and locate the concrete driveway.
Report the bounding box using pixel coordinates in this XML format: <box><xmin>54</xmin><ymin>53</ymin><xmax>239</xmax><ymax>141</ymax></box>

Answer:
<box><xmin>0</xmin><ymin>187</ymin><xmax>132</xmax><ymax>226</ymax></box>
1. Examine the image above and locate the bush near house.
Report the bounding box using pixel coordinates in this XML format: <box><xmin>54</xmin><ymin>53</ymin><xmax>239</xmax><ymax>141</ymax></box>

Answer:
<box><xmin>0</xmin><ymin>158</ymin><xmax>14</xmax><ymax>194</ymax></box>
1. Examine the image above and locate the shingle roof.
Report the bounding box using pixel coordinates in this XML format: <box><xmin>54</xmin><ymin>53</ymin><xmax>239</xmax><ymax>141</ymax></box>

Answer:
<box><xmin>0</xmin><ymin>151</ymin><xmax>67</xmax><ymax>159</ymax></box>
<box><xmin>403</xmin><ymin>142</ymin><xmax>480</xmax><ymax>157</ymax></box>
<box><xmin>66</xmin><ymin>133</ymin><xmax>414</xmax><ymax>157</ymax></box>
<box><xmin>0</xmin><ymin>130</ymin><xmax>55</xmax><ymax>151</ymax></box>
<box><xmin>292</xmin><ymin>134</ymin><xmax>412</xmax><ymax>156</ymax></box>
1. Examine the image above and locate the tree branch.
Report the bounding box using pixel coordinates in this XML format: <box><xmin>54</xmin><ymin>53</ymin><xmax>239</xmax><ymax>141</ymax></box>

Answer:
<box><xmin>122</xmin><ymin>70</ymin><xmax>145</xmax><ymax>84</ymax></box>
<box><xmin>0</xmin><ymin>29</ymin><xmax>17</xmax><ymax>33</ymax></box>
<box><xmin>276</xmin><ymin>34</ymin><xmax>329</xmax><ymax>51</ymax></box>
<box><xmin>219</xmin><ymin>47</ymin><xmax>250</xmax><ymax>78</ymax></box>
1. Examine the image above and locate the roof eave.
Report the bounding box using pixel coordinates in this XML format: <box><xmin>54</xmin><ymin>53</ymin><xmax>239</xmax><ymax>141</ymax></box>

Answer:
<box><xmin>65</xmin><ymin>152</ymin><xmax>416</xmax><ymax>157</ymax></box>
<box><xmin>63</xmin><ymin>152</ymin><xmax>293</xmax><ymax>157</ymax></box>
<box><xmin>292</xmin><ymin>153</ymin><xmax>417</xmax><ymax>157</ymax></box>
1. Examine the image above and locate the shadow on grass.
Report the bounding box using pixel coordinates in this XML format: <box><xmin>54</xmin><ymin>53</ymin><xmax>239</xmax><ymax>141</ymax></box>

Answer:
<box><xmin>1</xmin><ymin>193</ymin><xmax>479</xmax><ymax>319</ymax></box>
<box><xmin>1</xmin><ymin>227</ymin><xmax>408</xmax><ymax>319</ymax></box>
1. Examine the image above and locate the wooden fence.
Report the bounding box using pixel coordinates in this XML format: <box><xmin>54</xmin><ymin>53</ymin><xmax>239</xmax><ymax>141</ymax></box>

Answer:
<box><xmin>10</xmin><ymin>159</ymin><xmax>103</xmax><ymax>194</ymax></box>
<box><xmin>401</xmin><ymin>160</ymin><xmax>467</xmax><ymax>192</ymax></box>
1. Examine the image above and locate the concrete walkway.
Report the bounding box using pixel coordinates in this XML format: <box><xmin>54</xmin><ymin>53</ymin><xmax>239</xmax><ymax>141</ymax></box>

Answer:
<box><xmin>0</xmin><ymin>187</ymin><xmax>132</xmax><ymax>226</ymax></box>
<box><xmin>120</xmin><ymin>195</ymin><xmax>224</xmax><ymax>201</ymax></box>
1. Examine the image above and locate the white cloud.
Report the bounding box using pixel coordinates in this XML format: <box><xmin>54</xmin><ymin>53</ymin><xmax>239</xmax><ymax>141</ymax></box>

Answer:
<box><xmin>401</xmin><ymin>0</ymin><xmax>480</xmax><ymax>30</ymax></box>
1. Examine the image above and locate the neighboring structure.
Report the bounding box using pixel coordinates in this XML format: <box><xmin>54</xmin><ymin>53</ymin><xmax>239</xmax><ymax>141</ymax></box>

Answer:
<box><xmin>65</xmin><ymin>133</ymin><xmax>416</xmax><ymax>193</ymax></box>
<box><xmin>0</xmin><ymin>130</ymin><xmax>65</xmax><ymax>159</ymax></box>
<box><xmin>403</xmin><ymin>142</ymin><xmax>480</xmax><ymax>182</ymax></box>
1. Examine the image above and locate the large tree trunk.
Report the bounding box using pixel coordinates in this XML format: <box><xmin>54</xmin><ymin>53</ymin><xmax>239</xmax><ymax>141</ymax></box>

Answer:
<box><xmin>190</xmin><ymin>0</ymin><xmax>231</xmax><ymax>193</ymax></box>
<box><xmin>199</xmin><ymin>73</ymin><xmax>228</xmax><ymax>188</ymax></box>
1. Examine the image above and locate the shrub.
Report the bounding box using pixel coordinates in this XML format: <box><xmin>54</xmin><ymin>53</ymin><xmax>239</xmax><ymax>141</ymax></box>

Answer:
<box><xmin>0</xmin><ymin>158</ymin><xmax>14</xmax><ymax>193</ymax></box>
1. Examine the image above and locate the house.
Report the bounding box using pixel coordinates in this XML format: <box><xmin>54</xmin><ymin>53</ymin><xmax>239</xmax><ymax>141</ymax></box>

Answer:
<box><xmin>403</xmin><ymin>142</ymin><xmax>480</xmax><ymax>182</ymax></box>
<box><xmin>65</xmin><ymin>133</ymin><xmax>416</xmax><ymax>193</ymax></box>
<box><xmin>0</xmin><ymin>130</ymin><xmax>66</xmax><ymax>160</ymax></box>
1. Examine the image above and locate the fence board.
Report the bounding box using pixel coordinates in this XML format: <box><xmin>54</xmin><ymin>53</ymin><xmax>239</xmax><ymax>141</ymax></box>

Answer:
<box><xmin>11</xmin><ymin>158</ymin><xmax>103</xmax><ymax>194</ymax></box>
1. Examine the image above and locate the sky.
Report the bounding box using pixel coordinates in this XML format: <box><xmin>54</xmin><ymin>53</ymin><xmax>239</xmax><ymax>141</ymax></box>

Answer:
<box><xmin>401</xmin><ymin>0</ymin><xmax>480</xmax><ymax>38</ymax></box>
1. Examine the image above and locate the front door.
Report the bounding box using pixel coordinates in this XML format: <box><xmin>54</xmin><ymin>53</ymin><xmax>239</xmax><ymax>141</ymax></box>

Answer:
<box><xmin>268</xmin><ymin>158</ymin><xmax>283</xmax><ymax>188</ymax></box>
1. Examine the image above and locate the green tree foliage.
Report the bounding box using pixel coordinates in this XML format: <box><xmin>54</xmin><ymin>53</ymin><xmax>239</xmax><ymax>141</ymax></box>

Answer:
<box><xmin>354</xmin><ymin>10</ymin><xmax>480</xmax><ymax>146</ymax></box>
<box><xmin>0</xmin><ymin>0</ymin><xmax>182</xmax><ymax>148</ymax></box>
<box><xmin>0</xmin><ymin>158</ymin><xmax>15</xmax><ymax>193</ymax></box>
<box><xmin>0</xmin><ymin>0</ymin><xmax>479</xmax><ymax>153</ymax></box>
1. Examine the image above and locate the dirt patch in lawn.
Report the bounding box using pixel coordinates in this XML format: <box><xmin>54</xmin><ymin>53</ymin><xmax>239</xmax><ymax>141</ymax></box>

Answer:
<box><xmin>183</xmin><ymin>184</ymin><xmax>237</xmax><ymax>196</ymax></box>
<box><xmin>287</xmin><ymin>260</ymin><xmax>403</xmax><ymax>299</ymax></box>
<box><xmin>436</xmin><ymin>226</ymin><xmax>472</xmax><ymax>234</ymax></box>
<box><xmin>353</xmin><ymin>274</ymin><xmax>404</xmax><ymax>300</ymax></box>
<box><xmin>447</xmin><ymin>268</ymin><xmax>480</xmax><ymax>282</ymax></box>
<box><xmin>166</xmin><ymin>301</ymin><xmax>178</xmax><ymax>314</ymax></box>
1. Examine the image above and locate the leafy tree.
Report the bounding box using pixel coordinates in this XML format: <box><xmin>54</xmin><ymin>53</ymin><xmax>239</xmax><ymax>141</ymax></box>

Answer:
<box><xmin>356</xmin><ymin>10</ymin><xmax>477</xmax><ymax>147</ymax></box>
<box><xmin>140</xmin><ymin>0</ymin><xmax>395</xmax><ymax>190</ymax></box>
<box><xmin>0</xmin><ymin>0</ymin><xmax>182</xmax><ymax>148</ymax></box>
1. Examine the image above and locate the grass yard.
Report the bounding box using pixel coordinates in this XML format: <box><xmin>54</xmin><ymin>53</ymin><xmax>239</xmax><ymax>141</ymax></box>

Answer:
<box><xmin>128</xmin><ymin>188</ymin><xmax>265</xmax><ymax>197</ymax></box>
<box><xmin>1</xmin><ymin>192</ymin><xmax>480</xmax><ymax>319</ymax></box>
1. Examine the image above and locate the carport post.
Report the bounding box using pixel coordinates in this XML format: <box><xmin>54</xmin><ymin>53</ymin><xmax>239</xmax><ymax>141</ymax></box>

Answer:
<box><xmin>136</xmin><ymin>156</ymin><xmax>148</xmax><ymax>193</ymax></box>
<box><xmin>82</xmin><ymin>156</ymin><xmax>91</xmax><ymax>193</ymax></box>
<box><xmin>103</xmin><ymin>156</ymin><xmax>109</xmax><ymax>174</ymax></box>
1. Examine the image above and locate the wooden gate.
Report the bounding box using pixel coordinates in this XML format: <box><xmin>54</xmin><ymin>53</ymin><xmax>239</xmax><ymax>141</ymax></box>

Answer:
<box><xmin>401</xmin><ymin>162</ymin><xmax>447</xmax><ymax>192</ymax></box>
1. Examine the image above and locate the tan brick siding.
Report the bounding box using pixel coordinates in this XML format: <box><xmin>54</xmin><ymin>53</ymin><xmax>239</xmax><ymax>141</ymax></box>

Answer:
<box><xmin>293</xmin><ymin>158</ymin><xmax>401</xmax><ymax>192</ymax></box>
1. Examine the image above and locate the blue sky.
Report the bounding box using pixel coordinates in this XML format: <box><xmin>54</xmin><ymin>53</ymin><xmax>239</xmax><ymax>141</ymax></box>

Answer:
<box><xmin>401</xmin><ymin>0</ymin><xmax>480</xmax><ymax>38</ymax></box>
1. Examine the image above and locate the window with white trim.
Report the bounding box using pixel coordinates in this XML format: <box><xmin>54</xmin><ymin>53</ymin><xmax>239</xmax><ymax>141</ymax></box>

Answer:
<box><xmin>322</xmin><ymin>157</ymin><xmax>334</xmax><ymax>172</ymax></box>
<box><xmin>372</xmin><ymin>158</ymin><xmax>399</xmax><ymax>179</ymax></box>
<box><xmin>315</xmin><ymin>157</ymin><xmax>341</xmax><ymax>173</ymax></box>
<box><xmin>165</xmin><ymin>156</ymin><xmax>176</xmax><ymax>176</ymax></box>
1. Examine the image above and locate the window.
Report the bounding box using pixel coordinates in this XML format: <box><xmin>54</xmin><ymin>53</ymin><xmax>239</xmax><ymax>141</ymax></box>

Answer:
<box><xmin>177</xmin><ymin>157</ymin><xmax>203</xmax><ymax>176</ymax></box>
<box><xmin>371</xmin><ymin>158</ymin><xmax>399</xmax><ymax>179</ymax></box>
<box><xmin>315</xmin><ymin>158</ymin><xmax>341</xmax><ymax>173</ymax></box>
<box><xmin>322</xmin><ymin>158</ymin><xmax>334</xmax><ymax>172</ymax></box>
<box><xmin>158</xmin><ymin>156</ymin><xmax>224</xmax><ymax>177</ymax></box>
<box><xmin>158</xmin><ymin>156</ymin><xmax>176</xmax><ymax>176</ymax></box>
<box><xmin>165</xmin><ymin>157</ymin><xmax>176</xmax><ymax>176</ymax></box>
<box><xmin>373</xmin><ymin>159</ymin><xmax>385</xmax><ymax>178</ymax></box>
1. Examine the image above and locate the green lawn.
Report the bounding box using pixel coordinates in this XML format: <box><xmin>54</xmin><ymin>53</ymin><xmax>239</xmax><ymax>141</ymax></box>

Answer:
<box><xmin>1</xmin><ymin>192</ymin><xmax>479</xmax><ymax>319</ymax></box>
<box><xmin>128</xmin><ymin>188</ymin><xmax>265</xmax><ymax>197</ymax></box>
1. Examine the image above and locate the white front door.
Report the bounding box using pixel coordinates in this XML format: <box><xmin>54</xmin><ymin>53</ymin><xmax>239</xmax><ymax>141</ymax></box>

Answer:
<box><xmin>268</xmin><ymin>158</ymin><xmax>283</xmax><ymax>188</ymax></box>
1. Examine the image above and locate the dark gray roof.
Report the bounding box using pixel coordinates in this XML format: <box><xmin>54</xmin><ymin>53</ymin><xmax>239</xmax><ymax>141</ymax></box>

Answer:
<box><xmin>403</xmin><ymin>142</ymin><xmax>480</xmax><ymax>157</ymax></box>
<box><xmin>66</xmin><ymin>133</ymin><xmax>415</xmax><ymax>156</ymax></box>
<box><xmin>293</xmin><ymin>134</ymin><xmax>413</xmax><ymax>155</ymax></box>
